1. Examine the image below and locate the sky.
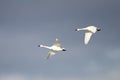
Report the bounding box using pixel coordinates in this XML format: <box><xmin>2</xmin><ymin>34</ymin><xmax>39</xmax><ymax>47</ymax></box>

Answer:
<box><xmin>0</xmin><ymin>0</ymin><xmax>120</xmax><ymax>80</ymax></box>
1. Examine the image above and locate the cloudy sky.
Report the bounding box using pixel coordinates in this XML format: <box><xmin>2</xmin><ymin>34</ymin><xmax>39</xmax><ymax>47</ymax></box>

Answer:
<box><xmin>0</xmin><ymin>0</ymin><xmax>120</xmax><ymax>80</ymax></box>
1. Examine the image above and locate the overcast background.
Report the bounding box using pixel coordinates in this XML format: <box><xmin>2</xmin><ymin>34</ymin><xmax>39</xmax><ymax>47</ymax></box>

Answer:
<box><xmin>0</xmin><ymin>0</ymin><xmax>120</xmax><ymax>80</ymax></box>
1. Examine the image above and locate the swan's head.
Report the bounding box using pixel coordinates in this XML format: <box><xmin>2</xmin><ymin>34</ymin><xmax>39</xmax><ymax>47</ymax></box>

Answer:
<box><xmin>75</xmin><ymin>29</ymin><xmax>78</xmax><ymax>31</ymax></box>
<box><xmin>97</xmin><ymin>28</ymin><xmax>101</xmax><ymax>31</ymax></box>
<box><xmin>62</xmin><ymin>48</ymin><xmax>66</xmax><ymax>51</ymax></box>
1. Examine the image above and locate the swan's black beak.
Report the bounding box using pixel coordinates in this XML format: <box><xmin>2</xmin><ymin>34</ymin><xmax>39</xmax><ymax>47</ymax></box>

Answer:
<box><xmin>38</xmin><ymin>45</ymin><xmax>40</xmax><ymax>47</ymax></box>
<box><xmin>75</xmin><ymin>29</ymin><xmax>78</xmax><ymax>31</ymax></box>
<box><xmin>75</xmin><ymin>28</ymin><xmax>79</xmax><ymax>31</ymax></box>
<box><xmin>97</xmin><ymin>28</ymin><xmax>101</xmax><ymax>31</ymax></box>
<box><xmin>63</xmin><ymin>49</ymin><xmax>66</xmax><ymax>51</ymax></box>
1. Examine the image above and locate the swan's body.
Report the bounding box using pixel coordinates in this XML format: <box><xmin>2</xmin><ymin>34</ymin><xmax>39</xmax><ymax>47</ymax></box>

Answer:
<box><xmin>38</xmin><ymin>39</ymin><xmax>66</xmax><ymax>59</ymax></box>
<box><xmin>76</xmin><ymin>26</ymin><xmax>101</xmax><ymax>45</ymax></box>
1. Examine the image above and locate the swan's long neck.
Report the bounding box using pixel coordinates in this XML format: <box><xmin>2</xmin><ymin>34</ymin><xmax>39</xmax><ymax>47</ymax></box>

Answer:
<box><xmin>40</xmin><ymin>45</ymin><xmax>51</xmax><ymax>49</ymax></box>
<box><xmin>76</xmin><ymin>28</ymin><xmax>87</xmax><ymax>31</ymax></box>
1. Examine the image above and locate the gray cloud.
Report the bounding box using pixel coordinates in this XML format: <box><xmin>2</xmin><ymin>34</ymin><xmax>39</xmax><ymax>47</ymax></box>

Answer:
<box><xmin>0</xmin><ymin>0</ymin><xmax>120</xmax><ymax>80</ymax></box>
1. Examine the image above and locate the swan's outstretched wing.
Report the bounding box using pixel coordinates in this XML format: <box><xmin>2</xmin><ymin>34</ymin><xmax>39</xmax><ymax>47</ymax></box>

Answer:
<box><xmin>84</xmin><ymin>31</ymin><xmax>93</xmax><ymax>45</ymax></box>
<box><xmin>53</xmin><ymin>38</ymin><xmax>61</xmax><ymax>47</ymax></box>
<box><xmin>47</xmin><ymin>50</ymin><xmax>56</xmax><ymax>59</ymax></box>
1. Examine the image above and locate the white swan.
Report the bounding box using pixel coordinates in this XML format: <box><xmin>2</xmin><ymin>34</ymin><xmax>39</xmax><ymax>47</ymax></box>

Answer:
<box><xmin>38</xmin><ymin>38</ymin><xmax>66</xmax><ymax>59</ymax></box>
<box><xmin>75</xmin><ymin>26</ymin><xmax>101</xmax><ymax>45</ymax></box>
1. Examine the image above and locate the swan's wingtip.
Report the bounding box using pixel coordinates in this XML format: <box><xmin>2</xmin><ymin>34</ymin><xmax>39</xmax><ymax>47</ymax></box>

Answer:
<box><xmin>56</xmin><ymin>38</ymin><xmax>59</xmax><ymax>41</ymax></box>
<box><xmin>84</xmin><ymin>42</ymin><xmax>88</xmax><ymax>45</ymax></box>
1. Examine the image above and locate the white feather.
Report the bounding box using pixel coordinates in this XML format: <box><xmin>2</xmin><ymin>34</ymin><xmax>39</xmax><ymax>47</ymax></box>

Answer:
<box><xmin>84</xmin><ymin>31</ymin><xmax>93</xmax><ymax>45</ymax></box>
<box><xmin>39</xmin><ymin>38</ymin><xmax>66</xmax><ymax>59</ymax></box>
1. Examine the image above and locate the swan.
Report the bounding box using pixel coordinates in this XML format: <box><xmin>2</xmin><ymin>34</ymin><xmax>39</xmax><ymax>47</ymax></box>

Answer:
<box><xmin>38</xmin><ymin>38</ymin><xmax>66</xmax><ymax>59</ymax></box>
<box><xmin>75</xmin><ymin>26</ymin><xmax>101</xmax><ymax>45</ymax></box>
